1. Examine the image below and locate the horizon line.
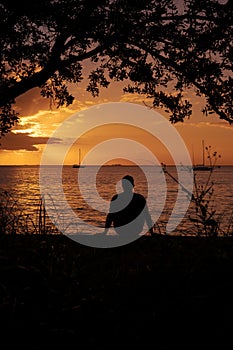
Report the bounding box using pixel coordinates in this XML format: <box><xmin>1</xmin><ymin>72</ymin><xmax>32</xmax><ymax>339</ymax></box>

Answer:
<box><xmin>0</xmin><ymin>164</ymin><xmax>232</xmax><ymax>167</ymax></box>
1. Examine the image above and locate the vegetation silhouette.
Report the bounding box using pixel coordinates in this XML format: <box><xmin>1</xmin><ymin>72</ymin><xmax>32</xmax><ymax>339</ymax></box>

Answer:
<box><xmin>161</xmin><ymin>146</ymin><xmax>231</xmax><ymax>236</ymax></box>
<box><xmin>0</xmin><ymin>0</ymin><xmax>232</xmax><ymax>137</ymax></box>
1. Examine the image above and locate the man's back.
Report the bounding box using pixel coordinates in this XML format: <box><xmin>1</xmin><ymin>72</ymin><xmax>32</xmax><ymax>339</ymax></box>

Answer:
<box><xmin>103</xmin><ymin>175</ymin><xmax>154</xmax><ymax>236</ymax></box>
<box><xmin>110</xmin><ymin>192</ymin><xmax>146</xmax><ymax>228</ymax></box>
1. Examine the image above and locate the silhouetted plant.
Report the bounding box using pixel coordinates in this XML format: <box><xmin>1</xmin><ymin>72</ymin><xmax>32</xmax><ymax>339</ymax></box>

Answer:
<box><xmin>189</xmin><ymin>147</ymin><xmax>222</xmax><ymax>236</ymax></box>
<box><xmin>0</xmin><ymin>190</ymin><xmax>26</xmax><ymax>235</ymax></box>
<box><xmin>161</xmin><ymin>147</ymin><xmax>229</xmax><ymax>236</ymax></box>
<box><xmin>0</xmin><ymin>190</ymin><xmax>59</xmax><ymax>235</ymax></box>
<box><xmin>225</xmin><ymin>211</ymin><xmax>233</xmax><ymax>236</ymax></box>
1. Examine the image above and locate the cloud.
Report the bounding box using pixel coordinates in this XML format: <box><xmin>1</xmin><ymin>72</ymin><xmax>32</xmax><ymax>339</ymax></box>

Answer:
<box><xmin>0</xmin><ymin>132</ymin><xmax>61</xmax><ymax>151</ymax></box>
<box><xmin>177</xmin><ymin>120</ymin><xmax>232</xmax><ymax>130</ymax></box>
<box><xmin>120</xmin><ymin>93</ymin><xmax>152</xmax><ymax>104</ymax></box>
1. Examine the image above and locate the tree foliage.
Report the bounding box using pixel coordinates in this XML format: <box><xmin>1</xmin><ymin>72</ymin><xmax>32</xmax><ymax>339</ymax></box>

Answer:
<box><xmin>0</xmin><ymin>0</ymin><xmax>232</xmax><ymax>136</ymax></box>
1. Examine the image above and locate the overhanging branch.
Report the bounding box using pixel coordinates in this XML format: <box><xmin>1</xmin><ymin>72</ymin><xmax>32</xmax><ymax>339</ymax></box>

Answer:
<box><xmin>0</xmin><ymin>45</ymin><xmax>104</xmax><ymax>106</ymax></box>
<box><xmin>137</xmin><ymin>43</ymin><xmax>232</xmax><ymax>123</ymax></box>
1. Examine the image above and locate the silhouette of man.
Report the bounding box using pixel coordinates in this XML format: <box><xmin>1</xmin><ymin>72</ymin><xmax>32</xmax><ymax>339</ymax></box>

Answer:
<box><xmin>103</xmin><ymin>175</ymin><xmax>154</xmax><ymax>237</ymax></box>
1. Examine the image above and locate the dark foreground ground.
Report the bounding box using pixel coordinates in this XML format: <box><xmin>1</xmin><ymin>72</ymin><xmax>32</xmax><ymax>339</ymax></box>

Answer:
<box><xmin>1</xmin><ymin>234</ymin><xmax>233</xmax><ymax>349</ymax></box>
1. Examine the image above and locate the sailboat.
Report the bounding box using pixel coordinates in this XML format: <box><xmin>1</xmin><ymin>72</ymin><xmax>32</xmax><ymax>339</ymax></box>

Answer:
<box><xmin>193</xmin><ymin>140</ymin><xmax>213</xmax><ymax>171</ymax></box>
<box><xmin>72</xmin><ymin>148</ymin><xmax>85</xmax><ymax>168</ymax></box>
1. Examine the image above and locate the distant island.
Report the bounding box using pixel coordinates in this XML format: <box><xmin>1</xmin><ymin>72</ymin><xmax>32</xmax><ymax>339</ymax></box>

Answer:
<box><xmin>106</xmin><ymin>163</ymin><xmax>122</xmax><ymax>166</ymax></box>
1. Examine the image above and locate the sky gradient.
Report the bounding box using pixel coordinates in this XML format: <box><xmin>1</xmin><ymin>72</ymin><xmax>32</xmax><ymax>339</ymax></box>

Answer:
<box><xmin>0</xmin><ymin>78</ymin><xmax>232</xmax><ymax>166</ymax></box>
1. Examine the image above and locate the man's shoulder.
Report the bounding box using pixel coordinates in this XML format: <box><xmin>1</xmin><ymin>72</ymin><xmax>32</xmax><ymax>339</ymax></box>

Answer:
<box><xmin>133</xmin><ymin>193</ymin><xmax>146</xmax><ymax>202</ymax></box>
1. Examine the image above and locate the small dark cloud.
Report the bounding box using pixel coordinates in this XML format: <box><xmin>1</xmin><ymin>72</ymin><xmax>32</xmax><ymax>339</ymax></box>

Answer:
<box><xmin>0</xmin><ymin>132</ymin><xmax>61</xmax><ymax>151</ymax></box>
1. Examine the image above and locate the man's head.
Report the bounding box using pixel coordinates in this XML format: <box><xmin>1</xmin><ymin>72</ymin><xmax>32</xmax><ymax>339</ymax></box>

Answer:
<box><xmin>122</xmin><ymin>175</ymin><xmax>134</xmax><ymax>192</ymax></box>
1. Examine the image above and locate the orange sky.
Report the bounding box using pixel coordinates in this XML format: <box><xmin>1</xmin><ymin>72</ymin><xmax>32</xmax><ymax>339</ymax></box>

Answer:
<box><xmin>0</xmin><ymin>79</ymin><xmax>232</xmax><ymax>166</ymax></box>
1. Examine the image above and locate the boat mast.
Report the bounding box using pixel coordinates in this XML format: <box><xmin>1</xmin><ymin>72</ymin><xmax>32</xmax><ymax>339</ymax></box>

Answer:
<box><xmin>202</xmin><ymin>140</ymin><xmax>205</xmax><ymax>166</ymax></box>
<box><xmin>192</xmin><ymin>144</ymin><xmax>195</xmax><ymax>165</ymax></box>
<box><xmin>79</xmin><ymin>148</ymin><xmax>81</xmax><ymax>166</ymax></box>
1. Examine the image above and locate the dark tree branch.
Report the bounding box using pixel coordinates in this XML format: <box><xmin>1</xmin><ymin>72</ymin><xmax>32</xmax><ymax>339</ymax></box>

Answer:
<box><xmin>0</xmin><ymin>0</ymin><xmax>232</xmax><ymax>136</ymax></box>
<box><xmin>0</xmin><ymin>45</ymin><xmax>104</xmax><ymax>106</ymax></box>
<box><xmin>137</xmin><ymin>43</ymin><xmax>232</xmax><ymax>123</ymax></box>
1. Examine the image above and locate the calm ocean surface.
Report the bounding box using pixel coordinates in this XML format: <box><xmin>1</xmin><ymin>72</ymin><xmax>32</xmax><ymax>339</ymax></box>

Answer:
<box><xmin>0</xmin><ymin>165</ymin><xmax>232</xmax><ymax>235</ymax></box>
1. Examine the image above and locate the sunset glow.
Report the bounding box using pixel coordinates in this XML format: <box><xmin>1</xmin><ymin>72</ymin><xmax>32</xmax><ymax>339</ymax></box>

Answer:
<box><xmin>0</xmin><ymin>82</ymin><xmax>232</xmax><ymax>166</ymax></box>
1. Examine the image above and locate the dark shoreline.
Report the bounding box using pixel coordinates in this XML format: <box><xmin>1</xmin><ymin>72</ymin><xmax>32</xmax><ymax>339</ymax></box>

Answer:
<box><xmin>1</xmin><ymin>234</ymin><xmax>233</xmax><ymax>348</ymax></box>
